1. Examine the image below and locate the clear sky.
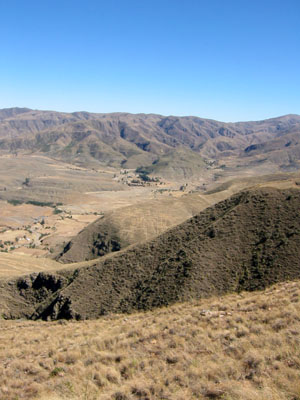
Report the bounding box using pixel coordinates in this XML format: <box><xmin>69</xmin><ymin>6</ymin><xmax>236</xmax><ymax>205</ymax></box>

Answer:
<box><xmin>1</xmin><ymin>0</ymin><xmax>299</xmax><ymax>121</ymax></box>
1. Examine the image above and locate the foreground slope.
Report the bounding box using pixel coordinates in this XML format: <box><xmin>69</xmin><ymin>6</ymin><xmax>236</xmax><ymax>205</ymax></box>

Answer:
<box><xmin>1</xmin><ymin>280</ymin><xmax>300</xmax><ymax>400</ymax></box>
<box><xmin>1</xmin><ymin>187</ymin><xmax>300</xmax><ymax>320</ymax></box>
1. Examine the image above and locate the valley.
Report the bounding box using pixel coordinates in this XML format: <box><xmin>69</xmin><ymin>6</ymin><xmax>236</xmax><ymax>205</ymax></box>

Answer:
<box><xmin>1</xmin><ymin>109</ymin><xmax>300</xmax><ymax>399</ymax></box>
<box><xmin>2</xmin><ymin>0</ymin><xmax>299</xmax><ymax>398</ymax></box>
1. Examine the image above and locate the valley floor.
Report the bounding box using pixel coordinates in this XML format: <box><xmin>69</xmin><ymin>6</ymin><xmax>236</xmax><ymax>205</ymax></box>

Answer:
<box><xmin>1</xmin><ymin>280</ymin><xmax>300</xmax><ymax>400</ymax></box>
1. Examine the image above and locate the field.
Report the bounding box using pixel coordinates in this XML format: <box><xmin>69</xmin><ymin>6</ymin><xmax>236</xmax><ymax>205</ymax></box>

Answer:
<box><xmin>0</xmin><ymin>155</ymin><xmax>168</xmax><ymax>260</ymax></box>
<box><xmin>1</xmin><ymin>280</ymin><xmax>300</xmax><ymax>399</ymax></box>
<box><xmin>0</xmin><ymin>253</ymin><xmax>63</xmax><ymax>278</ymax></box>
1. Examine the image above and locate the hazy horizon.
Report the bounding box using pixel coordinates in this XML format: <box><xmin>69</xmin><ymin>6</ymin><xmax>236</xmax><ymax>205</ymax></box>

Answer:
<box><xmin>2</xmin><ymin>105</ymin><xmax>300</xmax><ymax>124</ymax></box>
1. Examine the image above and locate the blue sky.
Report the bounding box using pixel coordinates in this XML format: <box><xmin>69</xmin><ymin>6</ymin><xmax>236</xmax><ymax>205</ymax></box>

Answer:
<box><xmin>0</xmin><ymin>0</ymin><xmax>299</xmax><ymax>121</ymax></box>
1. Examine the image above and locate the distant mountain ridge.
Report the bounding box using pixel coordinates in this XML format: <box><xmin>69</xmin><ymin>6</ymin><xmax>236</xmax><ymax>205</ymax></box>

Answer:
<box><xmin>0</xmin><ymin>108</ymin><xmax>300</xmax><ymax>175</ymax></box>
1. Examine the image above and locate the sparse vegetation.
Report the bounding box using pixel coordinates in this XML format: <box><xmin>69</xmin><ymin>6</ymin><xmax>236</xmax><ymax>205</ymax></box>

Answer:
<box><xmin>7</xmin><ymin>199</ymin><xmax>57</xmax><ymax>207</ymax></box>
<box><xmin>7</xmin><ymin>199</ymin><xmax>23</xmax><ymax>206</ymax></box>
<box><xmin>23</xmin><ymin>177</ymin><xmax>31</xmax><ymax>187</ymax></box>
<box><xmin>26</xmin><ymin>200</ymin><xmax>55</xmax><ymax>207</ymax></box>
<box><xmin>1</xmin><ymin>280</ymin><xmax>300</xmax><ymax>399</ymax></box>
<box><xmin>1</xmin><ymin>109</ymin><xmax>300</xmax><ymax>399</ymax></box>
<box><xmin>3</xmin><ymin>187</ymin><xmax>300</xmax><ymax>322</ymax></box>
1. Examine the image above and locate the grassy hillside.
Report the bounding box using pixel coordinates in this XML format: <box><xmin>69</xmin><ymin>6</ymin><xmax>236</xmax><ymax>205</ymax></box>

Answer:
<box><xmin>1</xmin><ymin>279</ymin><xmax>300</xmax><ymax>399</ymax></box>
<box><xmin>58</xmin><ymin>193</ymin><xmax>212</xmax><ymax>263</ymax></box>
<box><xmin>59</xmin><ymin>172</ymin><xmax>300</xmax><ymax>263</ymax></box>
<box><xmin>1</xmin><ymin>187</ymin><xmax>300</xmax><ymax>320</ymax></box>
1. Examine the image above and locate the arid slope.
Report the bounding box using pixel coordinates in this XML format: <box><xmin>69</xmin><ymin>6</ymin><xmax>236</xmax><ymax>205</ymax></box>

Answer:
<box><xmin>1</xmin><ymin>187</ymin><xmax>300</xmax><ymax>320</ymax></box>
<box><xmin>1</xmin><ymin>108</ymin><xmax>300</xmax><ymax>176</ymax></box>
<box><xmin>58</xmin><ymin>193</ymin><xmax>212</xmax><ymax>263</ymax></box>
<box><xmin>58</xmin><ymin>172</ymin><xmax>300</xmax><ymax>263</ymax></box>
<box><xmin>1</xmin><ymin>279</ymin><xmax>300</xmax><ymax>400</ymax></box>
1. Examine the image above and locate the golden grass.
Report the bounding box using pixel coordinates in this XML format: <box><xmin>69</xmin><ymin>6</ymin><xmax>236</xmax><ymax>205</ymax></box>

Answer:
<box><xmin>1</xmin><ymin>280</ymin><xmax>300</xmax><ymax>399</ymax></box>
<box><xmin>0</xmin><ymin>253</ymin><xmax>64</xmax><ymax>278</ymax></box>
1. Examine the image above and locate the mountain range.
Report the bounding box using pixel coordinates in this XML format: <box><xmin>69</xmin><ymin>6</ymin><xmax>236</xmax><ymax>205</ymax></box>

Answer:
<box><xmin>1</xmin><ymin>108</ymin><xmax>300</xmax><ymax>176</ymax></box>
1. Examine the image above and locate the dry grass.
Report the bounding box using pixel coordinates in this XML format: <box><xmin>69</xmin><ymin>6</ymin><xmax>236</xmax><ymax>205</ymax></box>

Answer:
<box><xmin>0</xmin><ymin>253</ymin><xmax>64</xmax><ymax>278</ymax></box>
<box><xmin>1</xmin><ymin>280</ymin><xmax>300</xmax><ymax>399</ymax></box>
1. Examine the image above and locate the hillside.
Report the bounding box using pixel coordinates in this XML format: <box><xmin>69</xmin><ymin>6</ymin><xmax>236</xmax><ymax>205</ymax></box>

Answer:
<box><xmin>58</xmin><ymin>193</ymin><xmax>212</xmax><ymax>263</ymax></box>
<box><xmin>1</xmin><ymin>187</ymin><xmax>300</xmax><ymax>320</ymax></box>
<box><xmin>1</xmin><ymin>108</ymin><xmax>300</xmax><ymax>176</ymax></box>
<box><xmin>1</xmin><ymin>279</ymin><xmax>300</xmax><ymax>400</ymax></box>
<box><xmin>58</xmin><ymin>172</ymin><xmax>300</xmax><ymax>264</ymax></box>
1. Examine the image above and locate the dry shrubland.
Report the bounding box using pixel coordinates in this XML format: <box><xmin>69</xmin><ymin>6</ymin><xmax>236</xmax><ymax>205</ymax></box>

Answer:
<box><xmin>1</xmin><ymin>280</ymin><xmax>300</xmax><ymax>400</ymax></box>
<box><xmin>4</xmin><ymin>187</ymin><xmax>300</xmax><ymax>321</ymax></box>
